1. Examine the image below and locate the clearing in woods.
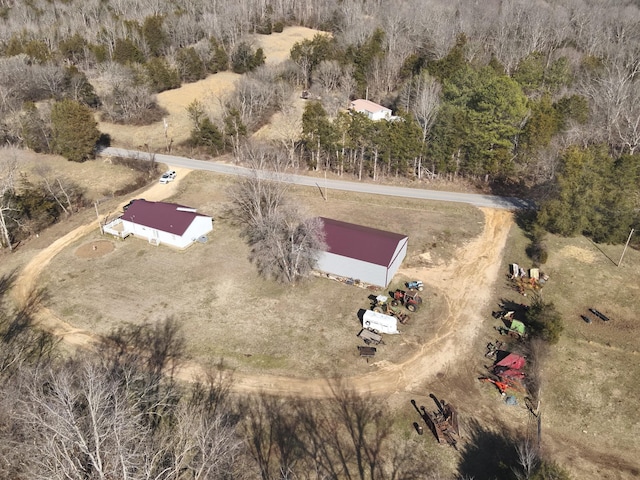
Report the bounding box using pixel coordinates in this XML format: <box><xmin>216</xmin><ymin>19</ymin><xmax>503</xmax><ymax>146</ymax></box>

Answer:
<box><xmin>97</xmin><ymin>26</ymin><xmax>323</xmax><ymax>150</ymax></box>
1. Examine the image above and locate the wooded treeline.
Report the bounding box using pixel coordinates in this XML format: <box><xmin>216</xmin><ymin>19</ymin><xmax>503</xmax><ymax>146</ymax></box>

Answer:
<box><xmin>0</xmin><ymin>276</ymin><xmax>570</xmax><ymax>480</ymax></box>
<box><xmin>0</xmin><ymin>0</ymin><xmax>638</xmax><ymax>244</ymax></box>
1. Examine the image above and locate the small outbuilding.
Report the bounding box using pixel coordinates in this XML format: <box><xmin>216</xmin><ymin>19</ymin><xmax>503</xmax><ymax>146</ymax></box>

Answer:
<box><xmin>349</xmin><ymin>99</ymin><xmax>393</xmax><ymax>121</ymax></box>
<box><xmin>316</xmin><ymin>217</ymin><xmax>408</xmax><ymax>287</ymax></box>
<box><xmin>103</xmin><ymin>200</ymin><xmax>213</xmax><ymax>249</ymax></box>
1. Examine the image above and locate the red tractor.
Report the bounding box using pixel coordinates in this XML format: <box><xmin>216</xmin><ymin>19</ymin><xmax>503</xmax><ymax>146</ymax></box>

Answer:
<box><xmin>392</xmin><ymin>289</ymin><xmax>423</xmax><ymax>312</ymax></box>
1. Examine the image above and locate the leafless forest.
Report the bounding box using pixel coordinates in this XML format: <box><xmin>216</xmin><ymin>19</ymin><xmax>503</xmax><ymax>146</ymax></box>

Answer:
<box><xmin>1</xmin><ymin>0</ymin><xmax>639</xmax><ymax>245</ymax></box>
<box><xmin>0</xmin><ymin>1</ymin><xmax>639</xmax><ymax>478</ymax></box>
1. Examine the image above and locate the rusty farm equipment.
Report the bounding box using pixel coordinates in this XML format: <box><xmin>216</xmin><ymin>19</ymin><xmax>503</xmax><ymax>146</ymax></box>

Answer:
<box><xmin>392</xmin><ymin>289</ymin><xmax>423</xmax><ymax>312</ymax></box>
<box><xmin>485</xmin><ymin>340</ymin><xmax>504</xmax><ymax>359</ymax></box>
<box><xmin>358</xmin><ymin>328</ymin><xmax>383</xmax><ymax>345</ymax></box>
<box><xmin>420</xmin><ymin>394</ymin><xmax>459</xmax><ymax>447</ymax></box>
<box><xmin>372</xmin><ymin>295</ymin><xmax>410</xmax><ymax>324</ymax></box>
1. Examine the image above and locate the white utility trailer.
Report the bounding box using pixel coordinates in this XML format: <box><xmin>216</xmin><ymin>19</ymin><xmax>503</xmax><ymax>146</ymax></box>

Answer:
<box><xmin>362</xmin><ymin>310</ymin><xmax>400</xmax><ymax>335</ymax></box>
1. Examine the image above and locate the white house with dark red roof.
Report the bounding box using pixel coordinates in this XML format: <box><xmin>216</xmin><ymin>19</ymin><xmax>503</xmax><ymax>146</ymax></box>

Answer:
<box><xmin>103</xmin><ymin>200</ymin><xmax>213</xmax><ymax>249</ymax></box>
<box><xmin>316</xmin><ymin>217</ymin><xmax>408</xmax><ymax>287</ymax></box>
<box><xmin>349</xmin><ymin>99</ymin><xmax>393</xmax><ymax>121</ymax></box>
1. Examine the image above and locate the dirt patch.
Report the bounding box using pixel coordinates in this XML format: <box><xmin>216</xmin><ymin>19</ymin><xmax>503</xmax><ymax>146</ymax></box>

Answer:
<box><xmin>75</xmin><ymin>240</ymin><xmax>115</xmax><ymax>259</ymax></box>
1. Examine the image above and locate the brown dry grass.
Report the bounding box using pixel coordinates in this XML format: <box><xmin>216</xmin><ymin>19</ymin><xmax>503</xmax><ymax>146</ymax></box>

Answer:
<box><xmin>98</xmin><ymin>26</ymin><xmax>327</xmax><ymax>151</ymax></box>
<box><xmin>485</xmin><ymin>225</ymin><xmax>640</xmax><ymax>479</ymax></box>
<box><xmin>3</xmin><ymin>148</ymin><xmax>139</xmax><ymax>201</ymax></box>
<box><xmin>40</xmin><ymin>170</ymin><xmax>482</xmax><ymax>378</ymax></box>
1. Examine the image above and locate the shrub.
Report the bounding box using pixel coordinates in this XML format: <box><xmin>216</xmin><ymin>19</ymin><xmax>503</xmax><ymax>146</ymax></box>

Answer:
<box><xmin>524</xmin><ymin>295</ymin><xmax>564</xmax><ymax>344</ymax></box>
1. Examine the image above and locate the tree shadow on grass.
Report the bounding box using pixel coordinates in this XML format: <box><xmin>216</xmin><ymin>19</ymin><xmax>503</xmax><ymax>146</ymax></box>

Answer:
<box><xmin>457</xmin><ymin>418</ymin><xmax>519</xmax><ymax>480</ymax></box>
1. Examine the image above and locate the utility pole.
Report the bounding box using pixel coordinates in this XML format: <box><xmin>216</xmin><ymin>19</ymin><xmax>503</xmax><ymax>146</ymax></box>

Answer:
<box><xmin>95</xmin><ymin>202</ymin><xmax>103</xmax><ymax>234</ymax></box>
<box><xmin>618</xmin><ymin>228</ymin><xmax>635</xmax><ymax>266</ymax></box>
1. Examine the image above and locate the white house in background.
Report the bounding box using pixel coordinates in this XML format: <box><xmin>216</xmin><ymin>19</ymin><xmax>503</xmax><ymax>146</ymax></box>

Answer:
<box><xmin>103</xmin><ymin>200</ymin><xmax>213</xmax><ymax>249</ymax></box>
<box><xmin>316</xmin><ymin>217</ymin><xmax>408</xmax><ymax>287</ymax></box>
<box><xmin>349</xmin><ymin>99</ymin><xmax>393</xmax><ymax>121</ymax></box>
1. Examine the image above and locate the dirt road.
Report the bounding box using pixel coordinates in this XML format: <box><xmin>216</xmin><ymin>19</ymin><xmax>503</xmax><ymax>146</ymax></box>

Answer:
<box><xmin>13</xmin><ymin>168</ymin><xmax>191</xmax><ymax>313</ymax></box>
<box><xmin>12</xmin><ymin>169</ymin><xmax>513</xmax><ymax>397</ymax></box>
<box><xmin>211</xmin><ymin>208</ymin><xmax>513</xmax><ymax>397</ymax></box>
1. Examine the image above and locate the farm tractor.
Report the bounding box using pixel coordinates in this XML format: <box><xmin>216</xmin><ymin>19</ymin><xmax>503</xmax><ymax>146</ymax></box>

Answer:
<box><xmin>372</xmin><ymin>295</ymin><xmax>409</xmax><ymax>324</ymax></box>
<box><xmin>392</xmin><ymin>289</ymin><xmax>423</xmax><ymax>312</ymax></box>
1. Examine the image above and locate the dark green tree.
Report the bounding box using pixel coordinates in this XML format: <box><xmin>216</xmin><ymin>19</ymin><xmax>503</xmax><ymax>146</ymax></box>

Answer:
<box><xmin>142</xmin><ymin>15</ymin><xmax>168</xmax><ymax>57</ymax></box>
<box><xmin>177</xmin><ymin>47</ymin><xmax>206</xmax><ymax>82</ymax></box>
<box><xmin>427</xmin><ymin>33</ymin><xmax>468</xmax><ymax>82</ymax></box>
<box><xmin>555</xmin><ymin>94</ymin><xmax>590</xmax><ymax>128</ymax></box>
<box><xmin>231</xmin><ymin>42</ymin><xmax>264</xmax><ymax>74</ymax></box>
<box><xmin>208</xmin><ymin>37</ymin><xmax>229</xmax><ymax>73</ymax></box>
<box><xmin>302</xmin><ymin>101</ymin><xmax>335</xmax><ymax>170</ymax></box>
<box><xmin>538</xmin><ymin>146</ymin><xmax>609</xmax><ymax>237</ymax></box>
<box><xmin>50</xmin><ymin>99</ymin><xmax>101</xmax><ymax>162</ymax></box>
<box><xmin>58</xmin><ymin>33</ymin><xmax>88</xmax><ymax>64</ymax></box>
<box><xmin>525</xmin><ymin>296</ymin><xmax>564</xmax><ymax>344</ymax></box>
<box><xmin>113</xmin><ymin>38</ymin><xmax>145</xmax><ymax>64</ymax></box>
<box><xmin>64</xmin><ymin>66</ymin><xmax>100</xmax><ymax>107</ymax></box>
<box><xmin>521</xmin><ymin>95</ymin><xmax>561</xmax><ymax>152</ymax></box>
<box><xmin>145</xmin><ymin>57</ymin><xmax>181</xmax><ymax>92</ymax></box>
<box><xmin>20</xmin><ymin>102</ymin><xmax>51</xmax><ymax>153</ymax></box>
<box><xmin>430</xmin><ymin>65</ymin><xmax>528</xmax><ymax>177</ymax></box>
<box><xmin>190</xmin><ymin>117</ymin><xmax>224</xmax><ymax>154</ymax></box>
<box><xmin>290</xmin><ymin>33</ymin><xmax>335</xmax><ymax>88</ymax></box>
<box><xmin>348</xmin><ymin>28</ymin><xmax>385</xmax><ymax>96</ymax></box>
<box><xmin>590</xmin><ymin>153</ymin><xmax>640</xmax><ymax>243</ymax></box>
<box><xmin>253</xmin><ymin>48</ymin><xmax>266</xmax><ymax>69</ymax></box>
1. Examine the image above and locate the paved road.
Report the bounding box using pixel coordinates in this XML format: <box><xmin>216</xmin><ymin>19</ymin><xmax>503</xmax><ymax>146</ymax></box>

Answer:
<box><xmin>101</xmin><ymin>147</ymin><xmax>530</xmax><ymax>210</ymax></box>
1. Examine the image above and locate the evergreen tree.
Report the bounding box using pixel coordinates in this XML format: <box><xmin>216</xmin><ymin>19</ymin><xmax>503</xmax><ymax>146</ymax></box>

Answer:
<box><xmin>50</xmin><ymin>99</ymin><xmax>101</xmax><ymax>162</ymax></box>
<box><xmin>430</xmin><ymin>65</ymin><xmax>528</xmax><ymax>177</ymax></box>
<box><xmin>145</xmin><ymin>58</ymin><xmax>181</xmax><ymax>92</ymax></box>
<box><xmin>177</xmin><ymin>47</ymin><xmax>206</xmax><ymax>82</ymax></box>
<box><xmin>142</xmin><ymin>15</ymin><xmax>168</xmax><ymax>57</ymax></box>
<box><xmin>208</xmin><ymin>37</ymin><xmax>229</xmax><ymax>73</ymax></box>
<box><xmin>20</xmin><ymin>102</ymin><xmax>51</xmax><ymax>153</ymax></box>
<box><xmin>302</xmin><ymin>102</ymin><xmax>335</xmax><ymax>170</ymax></box>
<box><xmin>113</xmin><ymin>38</ymin><xmax>145</xmax><ymax>64</ymax></box>
<box><xmin>190</xmin><ymin>117</ymin><xmax>224</xmax><ymax>154</ymax></box>
<box><xmin>58</xmin><ymin>33</ymin><xmax>88</xmax><ymax>64</ymax></box>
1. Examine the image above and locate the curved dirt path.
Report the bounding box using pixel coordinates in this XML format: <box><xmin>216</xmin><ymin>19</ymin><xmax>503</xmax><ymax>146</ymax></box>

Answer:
<box><xmin>13</xmin><ymin>176</ymin><xmax>513</xmax><ymax>398</ymax></box>
<box><xmin>210</xmin><ymin>208</ymin><xmax>513</xmax><ymax>397</ymax></box>
<box><xmin>13</xmin><ymin>171</ymin><xmax>189</xmax><ymax>348</ymax></box>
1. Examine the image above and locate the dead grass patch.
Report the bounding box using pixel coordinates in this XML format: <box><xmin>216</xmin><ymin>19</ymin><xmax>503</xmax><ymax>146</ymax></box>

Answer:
<box><xmin>5</xmin><ymin>149</ymin><xmax>139</xmax><ymax>201</ymax></box>
<box><xmin>97</xmin><ymin>27</ymin><xmax>327</xmax><ymax>152</ymax></box>
<box><xmin>42</xmin><ymin>170</ymin><xmax>481</xmax><ymax>378</ymax></box>
<box><xmin>480</xmin><ymin>223</ymin><xmax>640</xmax><ymax>479</ymax></box>
<box><xmin>75</xmin><ymin>240</ymin><xmax>115</xmax><ymax>259</ymax></box>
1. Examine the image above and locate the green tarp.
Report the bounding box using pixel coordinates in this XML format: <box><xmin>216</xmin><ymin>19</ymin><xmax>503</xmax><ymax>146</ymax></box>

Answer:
<box><xmin>510</xmin><ymin>319</ymin><xmax>526</xmax><ymax>335</ymax></box>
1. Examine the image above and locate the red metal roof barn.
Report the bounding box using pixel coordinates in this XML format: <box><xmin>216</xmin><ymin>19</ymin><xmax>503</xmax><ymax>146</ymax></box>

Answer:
<box><xmin>316</xmin><ymin>217</ymin><xmax>408</xmax><ymax>287</ymax></box>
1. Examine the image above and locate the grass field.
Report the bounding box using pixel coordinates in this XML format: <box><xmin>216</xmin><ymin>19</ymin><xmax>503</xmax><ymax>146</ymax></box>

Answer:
<box><xmin>41</xmin><ymin>170</ymin><xmax>482</xmax><ymax>377</ymax></box>
<box><xmin>485</xmin><ymin>222</ymin><xmax>640</xmax><ymax>479</ymax></box>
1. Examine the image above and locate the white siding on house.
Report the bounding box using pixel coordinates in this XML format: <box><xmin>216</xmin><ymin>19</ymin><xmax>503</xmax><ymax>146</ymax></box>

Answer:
<box><xmin>119</xmin><ymin>216</ymin><xmax>212</xmax><ymax>249</ymax></box>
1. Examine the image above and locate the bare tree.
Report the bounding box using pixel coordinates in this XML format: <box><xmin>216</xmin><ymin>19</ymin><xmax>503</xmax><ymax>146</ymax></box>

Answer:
<box><xmin>514</xmin><ymin>436</ymin><xmax>539</xmax><ymax>480</ymax></box>
<box><xmin>20</xmin><ymin>359</ymin><xmax>150</xmax><ymax>480</ymax></box>
<box><xmin>226</xmin><ymin>148</ymin><xmax>327</xmax><ymax>283</ymax></box>
<box><xmin>0</xmin><ymin>151</ymin><xmax>19</xmax><ymax>251</ymax></box>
